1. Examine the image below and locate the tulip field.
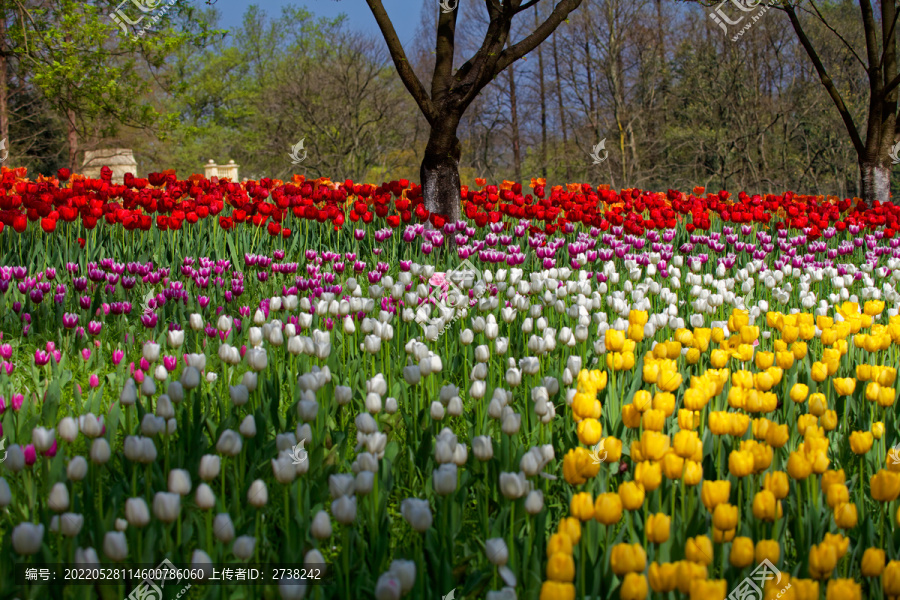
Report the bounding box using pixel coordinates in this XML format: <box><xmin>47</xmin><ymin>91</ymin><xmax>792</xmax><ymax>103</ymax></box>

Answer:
<box><xmin>3</xmin><ymin>166</ymin><xmax>900</xmax><ymax>600</ymax></box>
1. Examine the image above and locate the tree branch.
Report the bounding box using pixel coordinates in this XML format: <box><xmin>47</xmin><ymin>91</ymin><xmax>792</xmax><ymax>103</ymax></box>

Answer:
<box><xmin>364</xmin><ymin>0</ymin><xmax>437</xmax><ymax>122</ymax></box>
<box><xmin>803</xmin><ymin>0</ymin><xmax>866</xmax><ymax>70</ymax></box>
<box><xmin>784</xmin><ymin>3</ymin><xmax>865</xmax><ymax>155</ymax></box>
<box><xmin>431</xmin><ymin>3</ymin><xmax>458</xmax><ymax>105</ymax></box>
<box><xmin>494</xmin><ymin>0</ymin><xmax>583</xmax><ymax>75</ymax></box>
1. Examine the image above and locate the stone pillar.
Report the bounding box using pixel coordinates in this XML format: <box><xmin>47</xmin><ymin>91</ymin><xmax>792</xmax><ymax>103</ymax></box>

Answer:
<box><xmin>204</xmin><ymin>159</ymin><xmax>219</xmax><ymax>179</ymax></box>
<box><xmin>81</xmin><ymin>149</ymin><xmax>137</xmax><ymax>184</ymax></box>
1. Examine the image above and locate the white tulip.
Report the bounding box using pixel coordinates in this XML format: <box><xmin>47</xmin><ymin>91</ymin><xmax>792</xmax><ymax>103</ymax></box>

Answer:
<box><xmin>90</xmin><ymin>438</ymin><xmax>111</xmax><ymax>464</ymax></box>
<box><xmin>195</xmin><ymin>483</ymin><xmax>216</xmax><ymax>509</ymax></box>
<box><xmin>233</xmin><ymin>535</ymin><xmax>256</xmax><ymax>560</ymax></box>
<box><xmin>153</xmin><ymin>492</ymin><xmax>181</xmax><ymax>523</ymax></box>
<box><xmin>199</xmin><ymin>455</ymin><xmax>221</xmax><ymax>481</ymax></box>
<box><xmin>214</xmin><ymin>513</ymin><xmax>235</xmax><ymax>543</ymax></box>
<box><xmin>59</xmin><ymin>417</ymin><xmax>78</xmax><ymax>443</ymax></box>
<box><xmin>331</xmin><ymin>495</ymin><xmax>358</xmax><ymax>524</ymax></box>
<box><xmin>60</xmin><ymin>513</ymin><xmax>84</xmax><ymax>537</ymax></box>
<box><xmin>143</xmin><ymin>342</ymin><xmax>160</xmax><ymax>363</ymax></box>
<box><xmin>400</xmin><ymin>498</ymin><xmax>432</xmax><ymax>532</ymax></box>
<box><xmin>311</xmin><ymin>510</ymin><xmax>333</xmax><ymax>540</ymax></box>
<box><xmin>67</xmin><ymin>456</ymin><xmax>87</xmax><ymax>481</ymax></box>
<box><xmin>125</xmin><ymin>498</ymin><xmax>150</xmax><ymax>527</ymax></box>
<box><xmin>181</xmin><ymin>366</ymin><xmax>201</xmax><ymax>389</ymax></box>
<box><xmin>168</xmin><ymin>469</ymin><xmax>192</xmax><ymax>495</ymax></box>
<box><xmin>248</xmin><ymin>479</ymin><xmax>268</xmax><ymax>507</ymax></box>
<box><xmin>12</xmin><ymin>522</ymin><xmax>44</xmax><ymax>555</ymax></box>
<box><xmin>239</xmin><ymin>415</ymin><xmax>257</xmax><ymax>438</ymax></box>
<box><xmin>48</xmin><ymin>482</ymin><xmax>69</xmax><ymax>512</ymax></box>
<box><xmin>486</xmin><ymin>538</ymin><xmax>509</xmax><ymax>565</ymax></box>
<box><xmin>103</xmin><ymin>531</ymin><xmax>128</xmax><ymax>561</ymax></box>
<box><xmin>189</xmin><ymin>313</ymin><xmax>204</xmax><ymax>331</ymax></box>
<box><xmin>166</xmin><ymin>329</ymin><xmax>185</xmax><ymax>348</ymax></box>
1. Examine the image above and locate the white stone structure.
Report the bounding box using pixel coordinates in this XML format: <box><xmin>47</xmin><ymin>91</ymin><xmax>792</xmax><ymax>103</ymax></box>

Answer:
<box><xmin>204</xmin><ymin>159</ymin><xmax>239</xmax><ymax>181</ymax></box>
<box><xmin>81</xmin><ymin>149</ymin><xmax>137</xmax><ymax>184</ymax></box>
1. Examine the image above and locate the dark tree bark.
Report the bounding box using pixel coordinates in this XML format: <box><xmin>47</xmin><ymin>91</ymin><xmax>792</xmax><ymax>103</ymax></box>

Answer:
<box><xmin>535</xmin><ymin>5</ymin><xmax>548</xmax><ymax>180</ymax></box>
<box><xmin>365</xmin><ymin>0</ymin><xmax>584</xmax><ymax>221</ymax></box>
<box><xmin>508</xmin><ymin>56</ymin><xmax>521</xmax><ymax>184</ymax></box>
<box><xmin>779</xmin><ymin>0</ymin><xmax>900</xmax><ymax>203</ymax></box>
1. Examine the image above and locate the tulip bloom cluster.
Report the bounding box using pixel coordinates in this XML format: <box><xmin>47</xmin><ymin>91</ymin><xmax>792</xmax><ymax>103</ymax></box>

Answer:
<box><xmin>1</xmin><ymin>168</ymin><xmax>900</xmax><ymax>599</ymax></box>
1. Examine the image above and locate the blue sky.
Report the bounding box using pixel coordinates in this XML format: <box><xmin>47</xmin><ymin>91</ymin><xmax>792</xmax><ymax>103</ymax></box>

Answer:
<box><xmin>206</xmin><ymin>0</ymin><xmax>422</xmax><ymax>43</ymax></box>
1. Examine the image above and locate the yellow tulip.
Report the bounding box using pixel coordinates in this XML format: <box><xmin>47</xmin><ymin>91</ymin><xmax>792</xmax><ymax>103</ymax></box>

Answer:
<box><xmin>684</xmin><ymin>536</ymin><xmax>713</xmax><ymax>565</ymax></box>
<box><xmin>539</xmin><ymin>581</ymin><xmax>576</xmax><ymax>600</ymax></box>
<box><xmin>752</xmin><ymin>490</ymin><xmax>781</xmax><ymax>522</ymax></box>
<box><xmin>849</xmin><ymin>431</ymin><xmax>874</xmax><ymax>455</ymax></box>
<box><xmin>764</xmin><ymin>471</ymin><xmax>789</xmax><ymax>499</ymax></box>
<box><xmin>883</xmin><ymin>560</ymin><xmax>900</xmax><ymax>595</ymax></box>
<box><xmin>820</xmin><ymin>410</ymin><xmax>838</xmax><ymax>432</ymax></box>
<box><xmin>765</xmin><ymin>424</ymin><xmax>789</xmax><ymax>448</ymax></box>
<box><xmin>662</xmin><ymin>452</ymin><xmax>685</xmax><ymax>480</ymax></box>
<box><xmin>713</xmin><ymin>527</ymin><xmax>735</xmax><ymax>543</ymax></box>
<box><xmin>871</xmin><ymin>470</ymin><xmax>900</xmax><ymax>502</ymax></box>
<box><xmin>701</xmin><ymin>480</ymin><xmax>731</xmax><ymax>511</ymax></box>
<box><xmin>683</xmin><ymin>461</ymin><xmax>703</xmax><ymax>486</ymax></box>
<box><xmin>809</xmin><ymin>542</ymin><xmax>838</xmax><ymax>579</ymax></box>
<box><xmin>861</xmin><ymin>548</ymin><xmax>885</xmax><ymax>577</ymax></box>
<box><xmin>641</xmin><ymin>409</ymin><xmax>666</xmax><ymax>432</ymax></box>
<box><xmin>619</xmin><ymin>482</ymin><xmax>645</xmax><ymax>511</ymax></box>
<box><xmin>606</xmin><ymin>329</ymin><xmax>625</xmax><ymax>352</ymax></box>
<box><xmin>610</xmin><ymin>543</ymin><xmax>647</xmax><ymax>576</ymax></box>
<box><xmin>570</xmin><ymin>492</ymin><xmax>595</xmax><ymax>521</ymax></box>
<box><xmin>808</xmin><ymin>393</ymin><xmax>827</xmax><ymax>416</ymax></box>
<box><xmin>825</xmin><ymin>484</ymin><xmax>849</xmax><ymax>509</ymax></box>
<box><xmin>604</xmin><ymin>437</ymin><xmax>623</xmax><ymax>463</ymax></box>
<box><xmin>547</xmin><ymin>552</ymin><xmax>576</xmax><ymax>582</ymax></box>
<box><xmin>620</xmin><ymin>573</ymin><xmax>648</xmax><ymax>600</ymax></box>
<box><xmin>833</xmin><ymin>502</ymin><xmax>857</xmax><ymax>529</ymax></box>
<box><xmin>823</xmin><ymin>532</ymin><xmax>849</xmax><ymax>559</ymax></box>
<box><xmin>646</xmin><ymin>513</ymin><xmax>670</xmax><ymax>544</ymax></box>
<box><xmin>833</xmin><ymin>378</ymin><xmax>857</xmax><ymax>396</ymax></box>
<box><xmin>825</xmin><ymin>579</ymin><xmax>860</xmax><ymax>600</ymax></box>
<box><xmin>792</xmin><ymin>579</ymin><xmax>819</xmax><ymax>600</ymax></box>
<box><xmin>810</xmin><ymin>361</ymin><xmax>828</xmax><ymax>382</ymax></box>
<box><xmin>728</xmin><ymin>450</ymin><xmax>755</xmax><ymax>478</ymax></box>
<box><xmin>787</xmin><ymin>451</ymin><xmax>812</xmax><ymax>480</ymax></box>
<box><xmin>792</xmin><ymin>341</ymin><xmax>808</xmax><ymax>359</ymax></box>
<box><xmin>878</xmin><ymin>386</ymin><xmax>896</xmax><ymax>407</ymax></box>
<box><xmin>873</xmin><ymin>422</ymin><xmax>885</xmax><ymax>439</ymax></box>
<box><xmin>710</xmin><ymin>349</ymin><xmax>729</xmax><ymax>368</ymax></box>
<box><xmin>652</xmin><ymin>392</ymin><xmax>675</xmax><ymax>416</ymax></box>
<box><xmin>557</xmin><ymin>517</ymin><xmax>581</xmax><ymax>545</ymax></box>
<box><xmin>820</xmin><ymin>469</ymin><xmax>846</xmax><ymax>495</ymax></box>
<box><xmin>675</xmin><ymin>560</ymin><xmax>708</xmax><ymax>594</ymax></box>
<box><xmin>678</xmin><ymin>408</ymin><xmax>700</xmax><ymax>431</ymax></box>
<box><xmin>688</xmin><ymin>579</ymin><xmax>727</xmax><ymax>600</ymax></box>
<box><xmin>594</xmin><ymin>492</ymin><xmax>623</xmax><ymax>526</ymax></box>
<box><xmin>729</xmin><ymin>537</ymin><xmax>754</xmax><ymax>568</ymax></box>
<box><xmin>640</xmin><ymin>431</ymin><xmax>670</xmax><ymax>461</ymax></box>
<box><xmin>546</xmin><ymin>533</ymin><xmax>574</xmax><ymax>557</ymax></box>
<box><xmin>635</xmin><ymin>461</ymin><xmax>662</xmax><ymax>492</ymax></box>
<box><xmin>712</xmin><ymin>503</ymin><xmax>738</xmax><ymax>531</ymax></box>
<box><xmin>576</xmin><ymin>418</ymin><xmax>603</xmax><ymax>446</ymax></box>
<box><xmin>790</xmin><ymin>383</ymin><xmax>809</xmax><ymax>403</ymax></box>
<box><xmin>648</xmin><ymin>562</ymin><xmax>677</xmax><ymax>593</ymax></box>
<box><xmin>755</xmin><ymin>539</ymin><xmax>780</xmax><ymax>565</ymax></box>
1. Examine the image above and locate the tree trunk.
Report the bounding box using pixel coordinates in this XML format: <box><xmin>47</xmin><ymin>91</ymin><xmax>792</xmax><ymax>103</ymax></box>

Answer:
<box><xmin>67</xmin><ymin>109</ymin><xmax>78</xmax><ymax>173</ymax></box>
<box><xmin>535</xmin><ymin>5</ymin><xmax>547</xmax><ymax>180</ymax></box>
<box><xmin>420</xmin><ymin>117</ymin><xmax>462</xmax><ymax>224</ymax></box>
<box><xmin>508</xmin><ymin>61</ymin><xmax>521</xmax><ymax>185</ymax></box>
<box><xmin>859</xmin><ymin>160</ymin><xmax>891</xmax><ymax>203</ymax></box>
<box><xmin>0</xmin><ymin>12</ymin><xmax>8</xmax><ymax>147</ymax></box>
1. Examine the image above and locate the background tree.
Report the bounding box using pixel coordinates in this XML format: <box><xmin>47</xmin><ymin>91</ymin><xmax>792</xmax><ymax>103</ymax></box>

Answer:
<box><xmin>365</xmin><ymin>0</ymin><xmax>584</xmax><ymax>223</ymax></box>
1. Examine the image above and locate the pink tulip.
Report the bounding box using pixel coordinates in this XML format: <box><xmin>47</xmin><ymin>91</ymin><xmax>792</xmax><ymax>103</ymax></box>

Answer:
<box><xmin>43</xmin><ymin>439</ymin><xmax>58</xmax><ymax>457</ymax></box>
<box><xmin>90</xmin><ymin>374</ymin><xmax>100</xmax><ymax>388</ymax></box>
<box><xmin>134</xmin><ymin>370</ymin><xmax>145</xmax><ymax>384</ymax></box>
<box><xmin>82</xmin><ymin>348</ymin><xmax>91</xmax><ymax>361</ymax></box>
<box><xmin>23</xmin><ymin>444</ymin><xmax>37</xmax><ymax>466</ymax></box>
<box><xmin>112</xmin><ymin>349</ymin><xmax>124</xmax><ymax>365</ymax></box>
<box><xmin>11</xmin><ymin>393</ymin><xmax>23</xmax><ymax>411</ymax></box>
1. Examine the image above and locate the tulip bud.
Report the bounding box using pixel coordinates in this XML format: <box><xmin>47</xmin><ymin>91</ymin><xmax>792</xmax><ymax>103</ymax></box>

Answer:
<box><xmin>214</xmin><ymin>513</ymin><xmax>235</xmax><ymax>542</ymax></box>
<box><xmin>400</xmin><ymin>498</ymin><xmax>433</xmax><ymax>532</ymax></box>
<box><xmin>525</xmin><ymin>489</ymin><xmax>544</xmax><ymax>514</ymax></box>
<box><xmin>180</xmin><ymin>366</ymin><xmax>201</xmax><ymax>390</ymax></box>
<box><xmin>216</xmin><ymin>429</ymin><xmax>243</xmax><ymax>456</ymax></box>
<box><xmin>59</xmin><ymin>417</ymin><xmax>79</xmax><ymax>443</ymax></box>
<box><xmin>48</xmin><ymin>482</ymin><xmax>69</xmax><ymax>513</ymax></box>
<box><xmin>331</xmin><ymin>494</ymin><xmax>358</xmax><ymax>524</ymax></box>
<box><xmin>311</xmin><ymin>510</ymin><xmax>333</xmax><ymax>540</ymax></box>
<box><xmin>0</xmin><ymin>477</ymin><xmax>11</xmax><ymax>508</ymax></box>
<box><xmin>195</xmin><ymin>483</ymin><xmax>216</xmax><ymax>510</ymax></box>
<box><xmin>12</xmin><ymin>522</ymin><xmax>45</xmax><ymax>555</ymax></box>
<box><xmin>60</xmin><ymin>513</ymin><xmax>84</xmax><ymax>537</ymax></box>
<box><xmin>125</xmin><ymin>498</ymin><xmax>150</xmax><ymax>527</ymax></box>
<box><xmin>240</xmin><ymin>415</ymin><xmax>257</xmax><ymax>438</ymax></box>
<box><xmin>120</xmin><ymin>379</ymin><xmax>137</xmax><ymax>406</ymax></box>
<box><xmin>473</xmin><ymin>436</ymin><xmax>494</xmax><ymax>461</ymax></box>
<box><xmin>143</xmin><ymin>342</ymin><xmax>160</xmax><ymax>363</ymax></box>
<box><xmin>90</xmin><ymin>438</ymin><xmax>111</xmax><ymax>464</ymax></box>
<box><xmin>486</xmin><ymin>538</ymin><xmax>509</xmax><ymax>565</ymax></box>
<box><xmin>189</xmin><ymin>314</ymin><xmax>204</xmax><ymax>331</ymax></box>
<box><xmin>232</xmin><ymin>536</ymin><xmax>255</xmax><ymax>560</ymax></box>
<box><xmin>153</xmin><ymin>492</ymin><xmax>181</xmax><ymax>523</ymax></box>
<box><xmin>67</xmin><ymin>456</ymin><xmax>87</xmax><ymax>481</ymax></box>
<box><xmin>168</xmin><ymin>469</ymin><xmax>192</xmax><ymax>495</ymax></box>
<box><xmin>433</xmin><ymin>463</ymin><xmax>457</xmax><ymax>495</ymax></box>
<box><xmin>103</xmin><ymin>531</ymin><xmax>128</xmax><ymax>561</ymax></box>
